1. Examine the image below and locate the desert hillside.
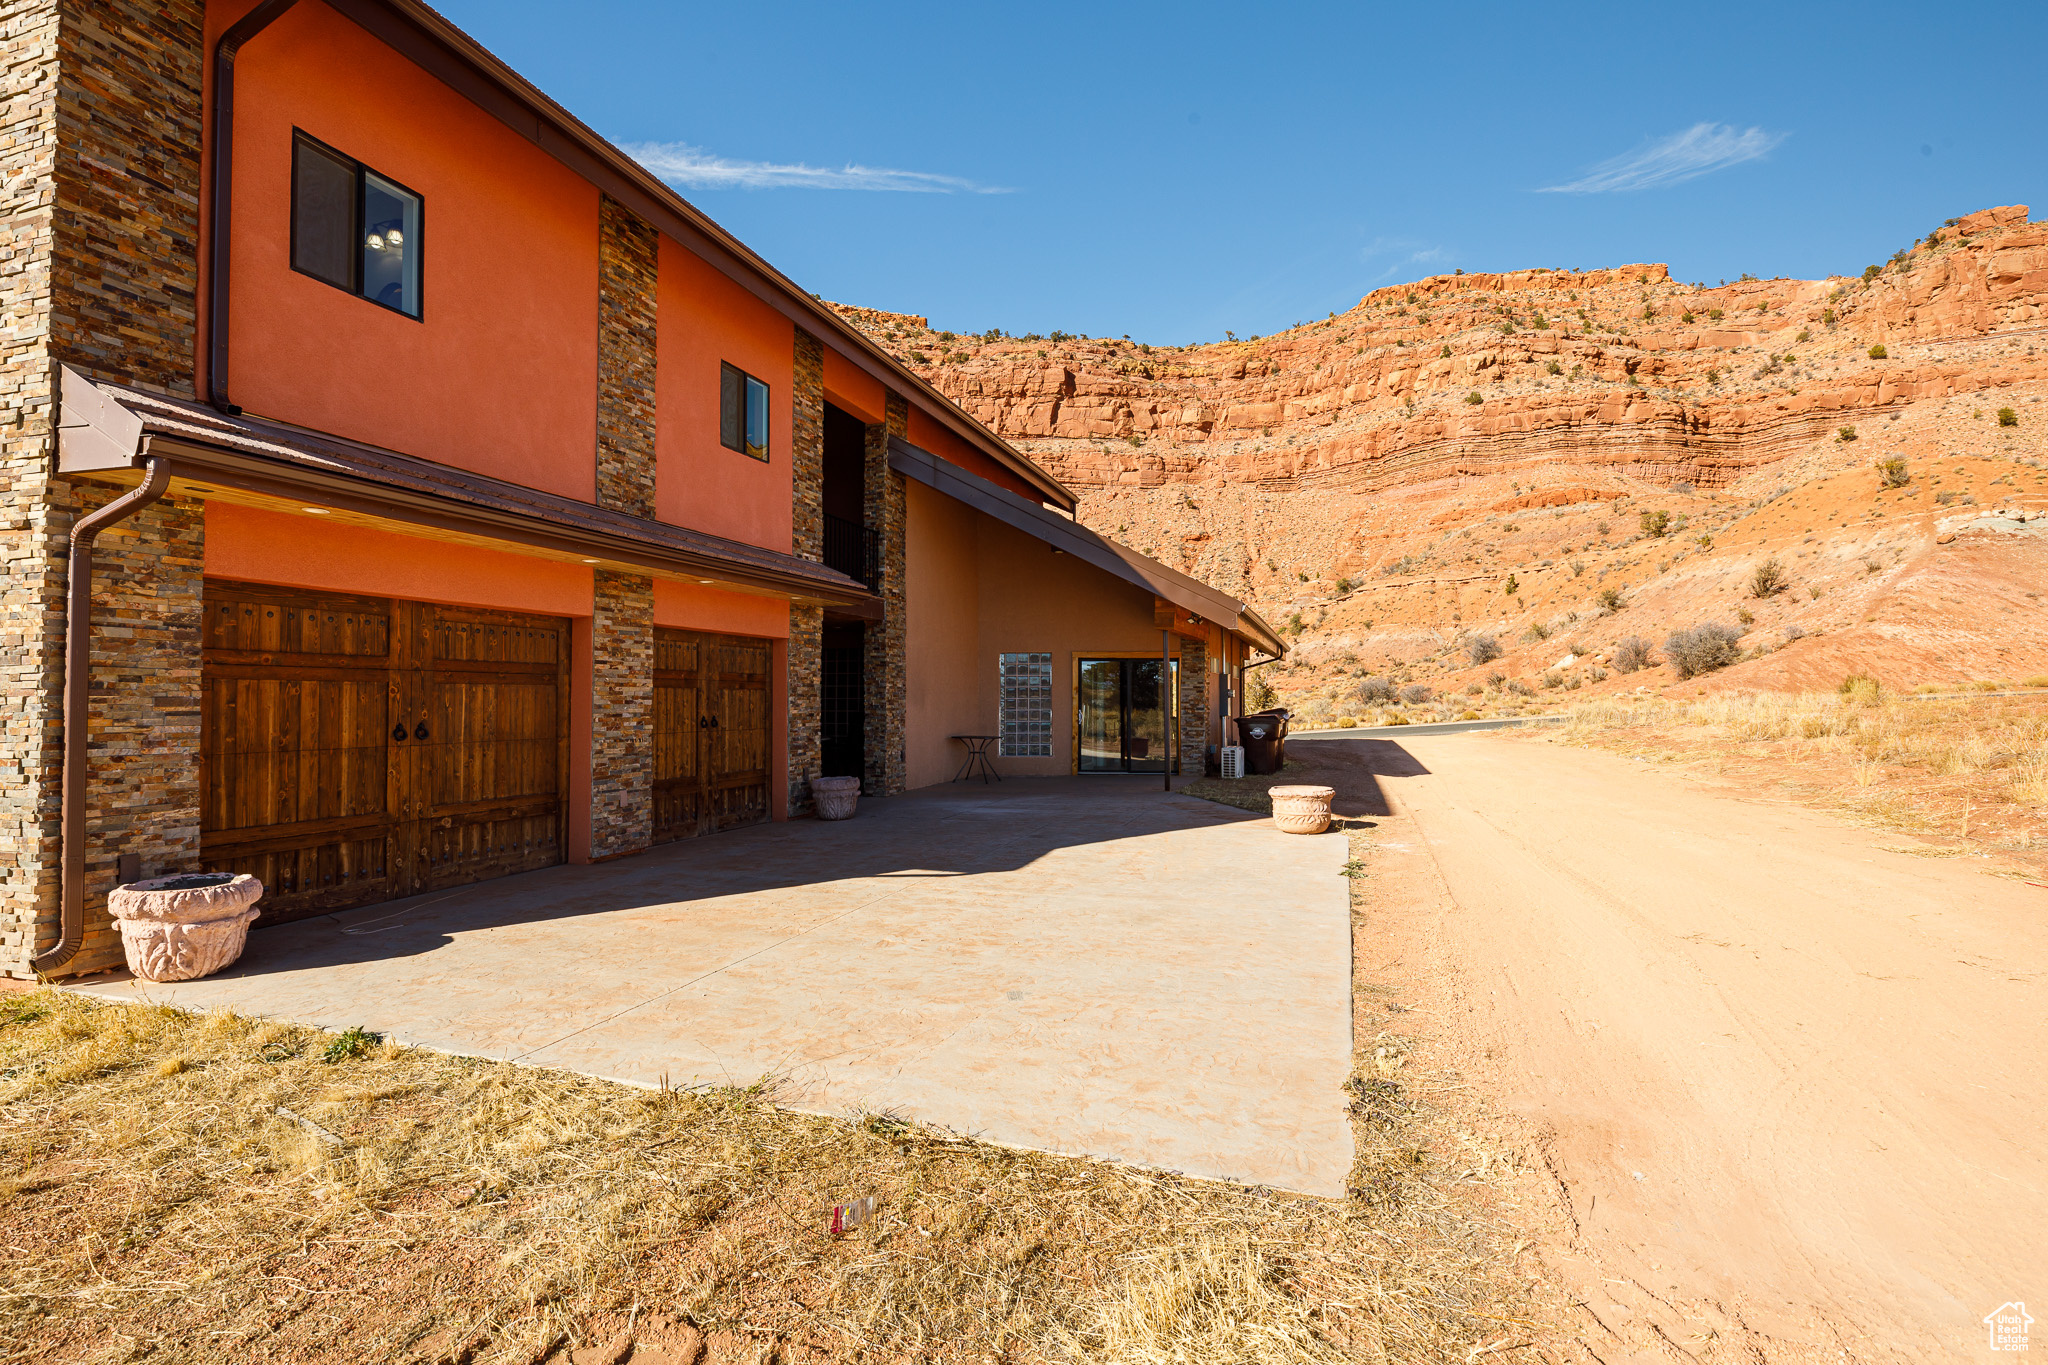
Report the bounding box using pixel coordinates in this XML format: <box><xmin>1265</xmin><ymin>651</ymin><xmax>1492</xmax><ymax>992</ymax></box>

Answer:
<box><xmin>836</xmin><ymin>205</ymin><xmax>2048</xmax><ymax>718</ymax></box>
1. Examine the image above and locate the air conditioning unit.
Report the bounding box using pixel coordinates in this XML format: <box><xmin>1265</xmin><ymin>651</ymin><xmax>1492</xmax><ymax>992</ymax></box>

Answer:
<box><xmin>1220</xmin><ymin>745</ymin><xmax>1245</xmax><ymax>780</ymax></box>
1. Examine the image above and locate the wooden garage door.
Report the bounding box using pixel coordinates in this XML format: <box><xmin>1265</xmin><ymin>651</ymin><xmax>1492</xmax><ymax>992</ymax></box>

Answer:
<box><xmin>653</xmin><ymin>628</ymin><xmax>771</xmax><ymax>843</ymax></box>
<box><xmin>200</xmin><ymin>582</ymin><xmax>568</xmax><ymax>925</ymax></box>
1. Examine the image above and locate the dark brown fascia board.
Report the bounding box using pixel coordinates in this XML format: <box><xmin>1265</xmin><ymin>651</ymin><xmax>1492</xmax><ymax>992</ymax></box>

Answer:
<box><xmin>888</xmin><ymin>436</ymin><xmax>1287</xmax><ymax>657</ymax></box>
<box><xmin>324</xmin><ymin>0</ymin><xmax>1074</xmax><ymax>513</ymax></box>
<box><xmin>139</xmin><ymin>435</ymin><xmax>874</xmax><ymax>609</ymax></box>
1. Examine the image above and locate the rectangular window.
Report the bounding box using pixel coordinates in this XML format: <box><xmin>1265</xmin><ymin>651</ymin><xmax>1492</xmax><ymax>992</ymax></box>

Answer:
<box><xmin>720</xmin><ymin>362</ymin><xmax>770</xmax><ymax>461</ymax></box>
<box><xmin>999</xmin><ymin>652</ymin><xmax>1054</xmax><ymax>757</ymax></box>
<box><xmin>290</xmin><ymin>130</ymin><xmax>422</xmax><ymax>319</ymax></box>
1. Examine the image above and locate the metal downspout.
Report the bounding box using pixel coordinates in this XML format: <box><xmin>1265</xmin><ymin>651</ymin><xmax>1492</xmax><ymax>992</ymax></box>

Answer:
<box><xmin>207</xmin><ymin>0</ymin><xmax>300</xmax><ymax>413</ymax></box>
<box><xmin>33</xmin><ymin>457</ymin><xmax>174</xmax><ymax>975</ymax></box>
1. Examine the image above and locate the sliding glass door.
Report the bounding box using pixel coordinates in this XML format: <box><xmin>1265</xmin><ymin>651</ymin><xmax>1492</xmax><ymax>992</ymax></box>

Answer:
<box><xmin>1077</xmin><ymin>658</ymin><xmax>1177</xmax><ymax>773</ymax></box>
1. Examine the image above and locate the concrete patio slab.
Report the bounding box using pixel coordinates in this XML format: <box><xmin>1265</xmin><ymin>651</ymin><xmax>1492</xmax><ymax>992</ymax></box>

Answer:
<box><xmin>73</xmin><ymin>777</ymin><xmax>1355</xmax><ymax>1195</ymax></box>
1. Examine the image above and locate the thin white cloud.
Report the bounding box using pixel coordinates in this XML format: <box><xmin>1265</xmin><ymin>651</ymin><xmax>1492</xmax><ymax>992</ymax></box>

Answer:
<box><xmin>1360</xmin><ymin>238</ymin><xmax>1451</xmax><ymax>282</ymax></box>
<box><xmin>1539</xmin><ymin>123</ymin><xmax>1786</xmax><ymax>194</ymax></box>
<box><xmin>623</xmin><ymin>141</ymin><xmax>1011</xmax><ymax>194</ymax></box>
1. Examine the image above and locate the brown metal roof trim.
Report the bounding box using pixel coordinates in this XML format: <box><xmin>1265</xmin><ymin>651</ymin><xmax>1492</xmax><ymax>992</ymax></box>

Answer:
<box><xmin>61</xmin><ymin>372</ymin><xmax>874</xmax><ymax>608</ymax></box>
<box><xmin>295</xmin><ymin>0</ymin><xmax>1074</xmax><ymax>512</ymax></box>
<box><xmin>887</xmin><ymin>436</ymin><xmax>1287</xmax><ymax>658</ymax></box>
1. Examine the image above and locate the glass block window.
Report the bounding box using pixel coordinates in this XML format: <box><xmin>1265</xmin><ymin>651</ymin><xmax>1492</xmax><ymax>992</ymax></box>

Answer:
<box><xmin>999</xmin><ymin>653</ymin><xmax>1054</xmax><ymax>757</ymax></box>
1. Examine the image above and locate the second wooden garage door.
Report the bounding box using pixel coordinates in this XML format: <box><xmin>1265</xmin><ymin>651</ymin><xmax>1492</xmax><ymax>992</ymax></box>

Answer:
<box><xmin>653</xmin><ymin>628</ymin><xmax>771</xmax><ymax>843</ymax></box>
<box><xmin>199</xmin><ymin>581</ymin><xmax>568</xmax><ymax>925</ymax></box>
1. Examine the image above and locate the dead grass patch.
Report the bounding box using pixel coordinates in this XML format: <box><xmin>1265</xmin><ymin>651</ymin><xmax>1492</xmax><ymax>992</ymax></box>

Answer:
<box><xmin>1546</xmin><ymin>691</ymin><xmax>2048</xmax><ymax>866</ymax></box>
<box><xmin>1</xmin><ymin>977</ymin><xmax>1536</xmax><ymax>1364</ymax></box>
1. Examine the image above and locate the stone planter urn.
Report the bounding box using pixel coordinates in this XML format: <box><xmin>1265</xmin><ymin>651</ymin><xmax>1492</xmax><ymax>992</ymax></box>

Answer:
<box><xmin>1269</xmin><ymin>785</ymin><xmax>1336</xmax><ymax>835</ymax></box>
<box><xmin>811</xmin><ymin>776</ymin><xmax>861</xmax><ymax>821</ymax></box>
<box><xmin>107</xmin><ymin>872</ymin><xmax>263</xmax><ymax>983</ymax></box>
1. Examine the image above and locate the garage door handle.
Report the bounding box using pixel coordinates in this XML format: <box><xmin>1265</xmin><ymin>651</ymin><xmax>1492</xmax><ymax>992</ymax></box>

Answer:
<box><xmin>414</xmin><ymin>722</ymin><xmax>429</xmax><ymax>741</ymax></box>
<box><xmin>392</xmin><ymin>724</ymin><xmax>408</xmax><ymax>742</ymax></box>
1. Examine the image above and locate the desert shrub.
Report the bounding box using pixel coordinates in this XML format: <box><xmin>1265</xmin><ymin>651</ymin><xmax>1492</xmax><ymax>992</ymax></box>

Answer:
<box><xmin>1612</xmin><ymin>636</ymin><xmax>1653</xmax><ymax>673</ymax></box>
<box><xmin>1546</xmin><ymin>360</ymin><xmax>1561</xmax><ymax>375</ymax></box>
<box><xmin>1459</xmin><ymin>709</ymin><xmax>1482</xmax><ymax>721</ymax></box>
<box><xmin>1639</xmin><ymin>509</ymin><xmax>1671</xmax><ymax>538</ymax></box>
<box><xmin>1486</xmin><ymin>671</ymin><xmax>1507</xmax><ymax>689</ymax></box>
<box><xmin>1465</xmin><ymin>633</ymin><xmax>1503</xmax><ymax>666</ymax></box>
<box><xmin>1464</xmin><ymin>682</ymin><xmax>1483</xmax><ymax>696</ymax></box>
<box><xmin>1439</xmin><ymin>344</ymin><xmax>1451</xmax><ymax>358</ymax></box>
<box><xmin>1837</xmin><ymin>425</ymin><xmax>1857</xmax><ymax>442</ymax></box>
<box><xmin>1293</xmin><ymin>698</ymin><xmax>1333</xmax><ymax>724</ymax></box>
<box><xmin>1381</xmin><ymin>712</ymin><xmax>1410</xmax><ymax>726</ymax></box>
<box><xmin>1665</xmin><ymin>622</ymin><xmax>1743</xmax><ymax>679</ymax></box>
<box><xmin>1503</xmin><ymin>574</ymin><xmax>1519</xmax><ymax>595</ymax></box>
<box><xmin>1398</xmin><ymin>684</ymin><xmax>1434</xmax><ymax>705</ymax></box>
<box><xmin>1863</xmin><ymin>265</ymin><xmax>1881</xmax><ymax>281</ymax></box>
<box><xmin>1708</xmin><ymin>308</ymin><xmax>1724</xmax><ymax>320</ymax></box>
<box><xmin>1595</xmin><ymin>586</ymin><xmax>1624</xmax><ymax>613</ymax></box>
<box><xmin>1784</xmin><ymin>623</ymin><xmax>1806</xmax><ymax>641</ymax></box>
<box><xmin>1522</xmin><ymin>621</ymin><xmax>1550</xmax><ymax>642</ymax></box>
<box><xmin>1465</xmin><ymin>392</ymin><xmax>1483</xmax><ymax>405</ymax></box>
<box><xmin>1505</xmin><ymin>679</ymin><xmax>1536</xmax><ymax>697</ymax></box>
<box><xmin>1868</xmin><ymin>344</ymin><xmax>1888</xmax><ymax>359</ymax></box>
<box><xmin>1737</xmin><ymin>607</ymin><xmax>1755</xmax><ymax>625</ymax></box>
<box><xmin>1797</xmin><ymin>328</ymin><xmax>1812</xmax><ymax>342</ymax></box>
<box><xmin>1838</xmin><ymin>673</ymin><xmax>1883</xmax><ymax>706</ymax></box>
<box><xmin>1245</xmin><ymin>672</ymin><xmax>1277</xmax><ymax>710</ymax></box>
<box><xmin>1354</xmin><ymin>676</ymin><xmax>1396</xmax><ymax>705</ymax></box>
<box><xmin>1337</xmin><ymin>715</ymin><xmax>1358</xmax><ymax>729</ymax></box>
<box><xmin>1749</xmin><ymin>557</ymin><xmax>1787</xmax><ymax>598</ymax></box>
<box><xmin>1998</xmin><ymin>406</ymin><xmax>2020</xmax><ymax>427</ymax></box>
<box><xmin>1335</xmin><ymin>576</ymin><xmax>1355</xmax><ymax>593</ymax></box>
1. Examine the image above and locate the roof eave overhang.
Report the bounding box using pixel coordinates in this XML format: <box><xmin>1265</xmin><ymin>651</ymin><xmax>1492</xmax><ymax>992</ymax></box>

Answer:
<box><xmin>888</xmin><ymin>436</ymin><xmax>1287</xmax><ymax>657</ymax></box>
<box><xmin>137</xmin><ymin>433</ymin><xmax>873</xmax><ymax>609</ymax></box>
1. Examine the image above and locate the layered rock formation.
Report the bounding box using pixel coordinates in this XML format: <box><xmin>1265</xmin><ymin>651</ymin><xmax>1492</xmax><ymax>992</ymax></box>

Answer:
<box><xmin>839</xmin><ymin>206</ymin><xmax>2048</xmax><ymax>700</ymax></box>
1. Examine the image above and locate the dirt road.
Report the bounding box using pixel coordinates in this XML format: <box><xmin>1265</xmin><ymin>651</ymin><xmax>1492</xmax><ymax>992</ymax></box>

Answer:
<box><xmin>1299</xmin><ymin>730</ymin><xmax>2047</xmax><ymax>1363</ymax></box>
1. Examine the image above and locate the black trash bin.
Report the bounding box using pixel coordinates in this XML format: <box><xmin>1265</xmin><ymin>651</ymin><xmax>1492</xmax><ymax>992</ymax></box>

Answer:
<box><xmin>1231</xmin><ymin>711</ymin><xmax>1289</xmax><ymax>775</ymax></box>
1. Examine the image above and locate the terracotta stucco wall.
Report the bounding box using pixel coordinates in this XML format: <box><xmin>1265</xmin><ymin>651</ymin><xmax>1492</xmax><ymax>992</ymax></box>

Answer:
<box><xmin>206</xmin><ymin>0</ymin><xmax>600</xmax><ymax>502</ymax></box>
<box><xmin>654</xmin><ymin>237</ymin><xmax>795</xmax><ymax>551</ymax></box>
<box><xmin>204</xmin><ymin>503</ymin><xmax>594</xmax><ymax>616</ymax></box>
<box><xmin>904</xmin><ymin>407</ymin><xmax>1046</xmax><ymax>504</ymax></box>
<box><xmin>903</xmin><ymin>481</ymin><xmax>982</xmax><ymax>789</ymax></box>
<box><xmin>903</xmin><ymin>483</ymin><xmax>1184</xmax><ymax>787</ymax></box>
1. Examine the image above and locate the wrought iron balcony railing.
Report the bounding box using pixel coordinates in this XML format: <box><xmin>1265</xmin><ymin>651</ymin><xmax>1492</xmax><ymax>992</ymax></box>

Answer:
<box><xmin>822</xmin><ymin>513</ymin><xmax>880</xmax><ymax>592</ymax></box>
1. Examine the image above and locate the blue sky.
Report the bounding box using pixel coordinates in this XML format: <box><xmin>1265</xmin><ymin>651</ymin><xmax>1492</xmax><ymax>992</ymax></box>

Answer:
<box><xmin>437</xmin><ymin>0</ymin><xmax>2046</xmax><ymax>345</ymax></box>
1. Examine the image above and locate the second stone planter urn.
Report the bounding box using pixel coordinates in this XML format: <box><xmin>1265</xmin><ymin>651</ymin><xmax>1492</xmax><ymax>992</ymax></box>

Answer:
<box><xmin>811</xmin><ymin>776</ymin><xmax>861</xmax><ymax>821</ymax></box>
<box><xmin>106</xmin><ymin>872</ymin><xmax>263</xmax><ymax>983</ymax></box>
<box><xmin>1269</xmin><ymin>785</ymin><xmax>1336</xmax><ymax>835</ymax></box>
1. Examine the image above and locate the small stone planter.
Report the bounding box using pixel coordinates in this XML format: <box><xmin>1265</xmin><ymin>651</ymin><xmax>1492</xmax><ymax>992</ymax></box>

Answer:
<box><xmin>107</xmin><ymin>872</ymin><xmax>263</xmax><ymax>983</ymax></box>
<box><xmin>1269</xmin><ymin>785</ymin><xmax>1336</xmax><ymax>835</ymax></box>
<box><xmin>811</xmin><ymin>776</ymin><xmax>861</xmax><ymax>821</ymax></box>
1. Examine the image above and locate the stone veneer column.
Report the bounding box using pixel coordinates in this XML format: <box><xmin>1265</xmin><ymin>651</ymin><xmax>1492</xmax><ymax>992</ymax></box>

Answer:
<box><xmin>589</xmin><ymin>569</ymin><xmax>653</xmax><ymax>858</ymax></box>
<box><xmin>861</xmin><ymin>392</ymin><xmax>908</xmax><ymax>794</ymax></box>
<box><xmin>1</xmin><ymin>0</ymin><xmax>206</xmax><ymax>977</ymax></box>
<box><xmin>594</xmin><ymin>194</ymin><xmax>657</xmax><ymax>517</ymax></box>
<box><xmin>1178</xmin><ymin>637</ymin><xmax>1209</xmax><ymax>776</ymax></box>
<box><xmin>786</xmin><ymin>327</ymin><xmax>824</xmax><ymax>815</ymax></box>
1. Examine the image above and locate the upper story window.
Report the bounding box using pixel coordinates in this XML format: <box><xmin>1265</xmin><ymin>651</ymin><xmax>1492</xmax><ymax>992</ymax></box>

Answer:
<box><xmin>720</xmin><ymin>362</ymin><xmax>770</xmax><ymax>461</ymax></box>
<box><xmin>291</xmin><ymin>130</ymin><xmax>423</xmax><ymax>320</ymax></box>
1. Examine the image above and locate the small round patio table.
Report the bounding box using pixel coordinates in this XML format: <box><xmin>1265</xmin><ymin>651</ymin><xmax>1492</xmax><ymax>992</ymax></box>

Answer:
<box><xmin>951</xmin><ymin>734</ymin><xmax>1001</xmax><ymax>783</ymax></box>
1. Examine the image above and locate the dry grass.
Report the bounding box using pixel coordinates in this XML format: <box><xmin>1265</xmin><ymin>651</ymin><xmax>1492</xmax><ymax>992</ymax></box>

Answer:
<box><xmin>1548</xmin><ymin>688</ymin><xmax>2048</xmax><ymax>858</ymax></box>
<box><xmin>0</xmin><ymin>981</ymin><xmax>1537</xmax><ymax>1364</ymax></box>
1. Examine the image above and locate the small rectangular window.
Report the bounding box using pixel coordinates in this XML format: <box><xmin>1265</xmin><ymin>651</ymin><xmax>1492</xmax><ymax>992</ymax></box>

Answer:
<box><xmin>999</xmin><ymin>652</ymin><xmax>1054</xmax><ymax>757</ymax></box>
<box><xmin>290</xmin><ymin>130</ymin><xmax>422</xmax><ymax>320</ymax></box>
<box><xmin>720</xmin><ymin>362</ymin><xmax>771</xmax><ymax>461</ymax></box>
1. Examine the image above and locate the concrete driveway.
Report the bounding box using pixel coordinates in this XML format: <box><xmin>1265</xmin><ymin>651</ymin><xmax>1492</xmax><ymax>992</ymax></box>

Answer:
<box><xmin>77</xmin><ymin>777</ymin><xmax>1355</xmax><ymax>1196</ymax></box>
